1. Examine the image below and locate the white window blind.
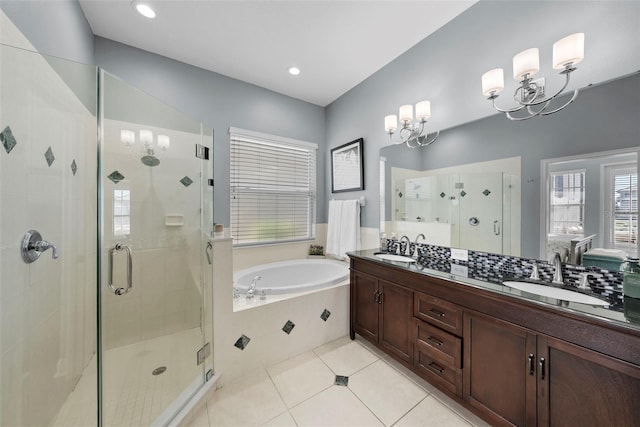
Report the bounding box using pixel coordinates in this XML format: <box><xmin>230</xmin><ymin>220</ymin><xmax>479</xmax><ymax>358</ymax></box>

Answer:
<box><xmin>613</xmin><ymin>170</ymin><xmax>637</xmax><ymax>247</ymax></box>
<box><xmin>549</xmin><ymin>170</ymin><xmax>585</xmax><ymax>235</ymax></box>
<box><xmin>230</xmin><ymin>128</ymin><xmax>317</xmax><ymax>246</ymax></box>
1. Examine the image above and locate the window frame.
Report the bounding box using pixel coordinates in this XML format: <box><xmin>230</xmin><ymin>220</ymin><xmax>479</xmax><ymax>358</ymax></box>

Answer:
<box><xmin>229</xmin><ymin>127</ymin><xmax>317</xmax><ymax>247</ymax></box>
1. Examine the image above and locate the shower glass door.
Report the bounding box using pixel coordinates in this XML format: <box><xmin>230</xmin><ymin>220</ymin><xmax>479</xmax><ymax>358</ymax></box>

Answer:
<box><xmin>99</xmin><ymin>70</ymin><xmax>209</xmax><ymax>426</ymax></box>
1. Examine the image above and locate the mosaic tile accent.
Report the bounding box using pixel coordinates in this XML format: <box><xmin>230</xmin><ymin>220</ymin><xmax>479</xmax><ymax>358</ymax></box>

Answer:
<box><xmin>482</xmin><ymin>189</ymin><xmax>491</xmax><ymax>196</ymax></box>
<box><xmin>180</xmin><ymin>176</ymin><xmax>193</xmax><ymax>187</ymax></box>
<box><xmin>414</xmin><ymin>242</ymin><xmax>625</xmax><ymax>310</ymax></box>
<box><xmin>107</xmin><ymin>170</ymin><xmax>125</xmax><ymax>184</ymax></box>
<box><xmin>234</xmin><ymin>334</ymin><xmax>251</xmax><ymax>350</ymax></box>
<box><xmin>44</xmin><ymin>146</ymin><xmax>55</xmax><ymax>167</ymax></box>
<box><xmin>335</xmin><ymin>375</ymin><xmax>349</xmax><ymax>386</ymax></box>
<box><xmin>282</xmin><ymin>320</ymin><xmax>295</xmax><ymax>335</ymax></box>
<box><xmin>71</xmin><ymin>159</ymin><xmax>77</xmax><ymax>175</ymax></box>
<box><xmin>1</xmin><ymin>126</ymin><xmax>17</xmax><ymax>154</ymax></box>
<box><xmin>320</xmin><ymin>309</ymin><xmax>331</xmax><ymax>321</ymax></box>
<box><xmin>439</xmin><ymin>192</ymin><xmax>446</xmax><ymax>198</ymax></box>
<box><xmin>460</xmin><ymin>190</ymin><xmax>467</xmax><ymax>197</ymax></box>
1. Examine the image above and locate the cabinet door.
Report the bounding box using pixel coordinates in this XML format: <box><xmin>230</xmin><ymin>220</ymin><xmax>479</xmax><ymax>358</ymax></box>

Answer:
<box><xmin>464</xmin><ymin>311</ymin><xmax>537</xmax><ymax>426</ymax></box>
<box><xmin>538</xmin><ymin>336</ymin><xmax>640</xmax><ymax>426</ymax></box>
<box><xmin>379</xmin><ymin>280</ymin><xmax>413</xmax><ymax>365</ymax></box>
<box><xmin>352</xmin><ymin>271</ymin><xmax>379</xmax><ymax>342</ymax></box>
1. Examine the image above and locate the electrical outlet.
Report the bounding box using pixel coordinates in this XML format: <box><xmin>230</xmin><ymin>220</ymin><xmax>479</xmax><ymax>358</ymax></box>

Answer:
<box><xmin>450</xmin><ymin>248</ymin><xmax>469</xmax><ymax>262</ymax></box>
<box><xmin>450</xmin><ymin>264</ymin><xmax>468</xmax><ymax>278</ymax></box>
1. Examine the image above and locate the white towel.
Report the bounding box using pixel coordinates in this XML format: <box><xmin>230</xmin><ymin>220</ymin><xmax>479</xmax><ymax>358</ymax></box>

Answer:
<box><xmin>339</xmin><ymin>199</ymin><xmax>361</xmax><ymax>259</ymax></box>
<box><xmin>326</xmin><ymin>200</ymin><xmax>344</xmax><ymax>259</ymax></box>
<box><xmin>326</xmin><ymin>199</ymin><xmax>361</xmax><ymax>260</ymax></box>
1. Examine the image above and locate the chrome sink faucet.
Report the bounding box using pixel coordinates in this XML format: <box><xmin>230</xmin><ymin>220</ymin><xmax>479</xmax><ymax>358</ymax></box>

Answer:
<box><xmin>549</xmin><ymin>252</ymin><xmax>564</xmax><ymax>285</ymax></box>
<box><xmin>400</xmin><ymin>235</ymin><xmax>411</xmax><ymax>256</ymax></box>
<box><xmin>413</xmin><ymin>233</ymin><xmax>426</xmax><ymax>257</ymax></box>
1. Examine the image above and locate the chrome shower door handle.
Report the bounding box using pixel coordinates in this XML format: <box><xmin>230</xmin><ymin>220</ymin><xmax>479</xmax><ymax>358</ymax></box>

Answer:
<box><xmin>493</xmin><ymin>220</ymin><xmax>501</xmax><ymax>236</ymax></box>
<box><xmin>108</xmin><ymin>243</ymin><xmax>133</xmax><ymax>295</ymax></box>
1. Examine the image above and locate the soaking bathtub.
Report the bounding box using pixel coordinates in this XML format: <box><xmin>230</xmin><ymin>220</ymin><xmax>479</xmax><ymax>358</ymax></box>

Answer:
<box><xmin>234</xmin><ymin>258</ymin><xmax>349</xmax><ymax>295</ymax></box>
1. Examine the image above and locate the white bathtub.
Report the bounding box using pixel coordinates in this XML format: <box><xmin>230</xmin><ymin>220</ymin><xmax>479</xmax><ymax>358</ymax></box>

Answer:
<box><xmin>234</xmin><ymin>259</ymin><xmax>349</xmax><ymax>295</ymax></box>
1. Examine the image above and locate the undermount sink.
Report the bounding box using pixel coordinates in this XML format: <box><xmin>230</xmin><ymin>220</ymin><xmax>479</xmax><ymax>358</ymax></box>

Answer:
<box><xmin>502</xmin><ymin>281</ymin><xmax>609</xmax><ymax>307</ymax></box>
<box><xmin>374</xmin><ymin>253</ymin><xmax>416</xmax><ymax>263</ymax></box>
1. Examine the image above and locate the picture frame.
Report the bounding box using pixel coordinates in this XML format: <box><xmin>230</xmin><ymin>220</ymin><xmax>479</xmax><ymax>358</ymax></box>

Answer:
<box><xmin>331</xmin><ymin>138</ymin><xmax>364</xmax><ymax>193</ymax></box>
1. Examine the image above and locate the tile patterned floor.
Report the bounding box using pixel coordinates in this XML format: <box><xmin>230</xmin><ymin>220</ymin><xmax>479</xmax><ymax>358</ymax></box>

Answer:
<box><xmin>189</xmin><ymin>336</ymin><xmax>490</xmax><ymax>427</ymax></box>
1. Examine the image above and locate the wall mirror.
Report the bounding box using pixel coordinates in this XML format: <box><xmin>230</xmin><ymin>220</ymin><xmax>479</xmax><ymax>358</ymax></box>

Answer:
<box><xmin>381</xmin><ymin>155</ymin><xmax>521</xmax><ymax>256</ymax></box>
<box><xmin>380</xmin><ymin>145</ymin><xmax>638</xmax><ymax>264</ymax></box>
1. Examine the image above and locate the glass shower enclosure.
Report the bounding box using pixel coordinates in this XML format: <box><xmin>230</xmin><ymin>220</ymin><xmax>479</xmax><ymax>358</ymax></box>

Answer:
<box><xmin>0</xmin><ymin>44</ymin><xmax>214</xmax><ymax>426</ymax></box>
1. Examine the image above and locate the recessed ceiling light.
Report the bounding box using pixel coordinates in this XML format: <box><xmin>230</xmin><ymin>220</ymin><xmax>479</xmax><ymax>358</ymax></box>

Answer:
<box><xmin>288</xmin><ymin>67</ymin><xmax>301</xmax><ymax>76</ymax></box>
<box><xmin>132</xmin><ymin>1</ymin><xmax>156</xmax><ymax>19</ymax></box>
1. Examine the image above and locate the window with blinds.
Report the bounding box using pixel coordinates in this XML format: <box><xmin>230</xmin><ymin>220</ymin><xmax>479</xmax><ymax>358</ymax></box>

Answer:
<box><xmin>613</xmin><ymin>169</ymin><xmax>637</xmax><ymax>248</ymax></box>
<box><xmin>549</xmin><ymin>170</ymin><xmax>586</xmax><ymax>235</ymax></box>
<box><xmin>230</xmin><ymin>128</ymin><xmax>317</xmax><ymax>246</ymax></box>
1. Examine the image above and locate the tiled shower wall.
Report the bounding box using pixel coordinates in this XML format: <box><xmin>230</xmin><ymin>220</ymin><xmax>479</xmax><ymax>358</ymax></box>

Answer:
<box><xmin>101</xmin><ymin>120</ymin><xmax>203</xmax><ymax>349</ymax></box>
<box><xmin>0</xmin><ymin>43</ymin><xmax>98</xmax><ymax>426</ymax></box>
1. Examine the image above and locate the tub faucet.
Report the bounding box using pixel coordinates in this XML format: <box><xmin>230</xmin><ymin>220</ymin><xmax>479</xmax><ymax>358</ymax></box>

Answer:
<box><xmin>549</xmin><ymin>252</ymin><xmax>564</xmax><ymax>285</ymax></box>
<box><xmin>246</xmin><ymin>275</ymin><xmax>261</xmax><ymax>299</ymax></box>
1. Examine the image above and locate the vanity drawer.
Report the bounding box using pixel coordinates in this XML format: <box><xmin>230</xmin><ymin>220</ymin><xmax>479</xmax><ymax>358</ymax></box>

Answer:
<box><xmin>414</xmin><ymin>318</ymin><xmax>461</xmax><ymax>369</ymax></box>
<box><xmin>414</xmin><ymin>293</ymin><xmax>463</xmax><ymax>335</ymax></box>
<box><xmin>415</xmin><ymin>347</ymin><xmax>463</xmax><ymax>397</ymax></box>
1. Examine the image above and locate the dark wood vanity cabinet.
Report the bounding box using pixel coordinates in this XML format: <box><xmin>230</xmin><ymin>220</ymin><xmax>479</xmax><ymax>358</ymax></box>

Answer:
<box><xmin>538</xmin><ymin>335</ymin><xmax>640</xmax><ymax>426</ymax></box>
<box><xmin>465</xmin><ymin>310</ymin><xmax>640</xmax><ymax>426</ymax></box>
<box><xmin>350</xmin><ymin>256</ymin><xmax>640</xmax><ymax>427</ymax></box>
<box><xmin>351</xmin><ymin>270</ymin><xmax>413</xmax><ymax>365</ymax></box>
<box><xmin>464</xmin><ymin>311</ymin><xmax>538</xmax><ymax>426</ymax></box>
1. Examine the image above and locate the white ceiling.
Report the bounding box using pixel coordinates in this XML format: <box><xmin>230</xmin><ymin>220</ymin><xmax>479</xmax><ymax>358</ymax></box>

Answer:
<box><xmin>78</xmin><ymin>0</ymin><xmax>476</xmax><ymax>107</ymax></box>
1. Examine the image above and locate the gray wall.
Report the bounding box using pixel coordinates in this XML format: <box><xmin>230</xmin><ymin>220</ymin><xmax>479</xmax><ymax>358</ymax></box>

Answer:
<box><xmin>0</xmin><ymin>0</ymin><xmax>94</xmax><ymax>64</ymax></box>
<box><xmin>94</xmin><ymin>37</ymin><xmax>327</xmax><ymax>226</ymax></box>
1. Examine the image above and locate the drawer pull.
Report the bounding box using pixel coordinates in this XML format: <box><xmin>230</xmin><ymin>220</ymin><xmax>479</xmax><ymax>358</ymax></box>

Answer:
<box><xmin>428</xmin><ymin>308</ymin><xmax>446</xmax><ymax>318</ymax></box>
<box><xmin>426</xmin><ymin>336</ymin><xmax>444</xmax><ymax>347</ymax></box>
<box><xmin>528</xmin><ymin>353</ymin><xmax>535</xmax><ymax>375</ymax></box>
<box><xmin>539</xmin><ymin>357</ymin><xmax>546</xmax><ymax>380</ymax></box>
<box><xmin>427</xmin><ymin>362</ymin><xmax>445</xmax><ymax>374</ymax></box>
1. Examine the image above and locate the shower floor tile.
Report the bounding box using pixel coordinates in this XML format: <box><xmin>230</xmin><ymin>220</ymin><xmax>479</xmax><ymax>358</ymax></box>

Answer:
<box><xmin>52</xmin><ymin>327</ymin><xmax>204</xmax><ymax>427</ymax></box>
<box><xmin>194</xmin><ymin>336</ymin><xmax>490</xmax><ymax>427</ymax></box>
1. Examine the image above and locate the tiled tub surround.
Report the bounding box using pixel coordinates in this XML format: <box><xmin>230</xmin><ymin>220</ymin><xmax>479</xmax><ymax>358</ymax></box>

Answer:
<box><xmin>383</xmin><ymin>241</ymin><xmax>625</xmax><ymax>311</ymax></box>
<box><xmin>212</xmin><ymin>238</ymin><xmax>350</xmax><ymax>387</ymax></box>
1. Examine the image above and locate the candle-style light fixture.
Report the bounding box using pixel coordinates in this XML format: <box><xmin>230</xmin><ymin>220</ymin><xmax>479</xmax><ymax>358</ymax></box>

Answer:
<box><xmin>384</xmin><ymin>100</ymin><xmax>439</xmax><ymax>148</ymax></box>
<box><xmin>120</xmin><ymin>129</ymin><xmax>170</xmax><ymax>167</ymax></box>
<box><xmin>482</xmin><ymin>33</ymin><xmax>584</xmax><ymax>121</ymax></box>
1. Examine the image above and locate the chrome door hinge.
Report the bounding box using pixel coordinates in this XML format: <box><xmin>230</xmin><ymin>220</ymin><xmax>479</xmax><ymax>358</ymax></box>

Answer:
<box><xmin>196</xmin><ymin>144</ymin><xmax>210</xmax><ymax>160</ymax></box>
<box><xmin>197</xmin><ymin>342</ymin><xmax>211</xmax><ymax>365</ymax></box>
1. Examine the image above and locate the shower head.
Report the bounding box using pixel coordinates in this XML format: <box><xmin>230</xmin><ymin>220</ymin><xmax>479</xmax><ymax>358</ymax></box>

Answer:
<box><xmin>141</xmin><ymin>155</ymin><xmax>160</xmax><ymax>167</ymax></box>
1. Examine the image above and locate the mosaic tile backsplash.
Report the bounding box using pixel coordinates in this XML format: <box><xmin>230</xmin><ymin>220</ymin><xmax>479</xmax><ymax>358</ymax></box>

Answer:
<box><xmin>381</xmin><ymin>240</ymin><xmax>625</xmax><ymax>310</ymax></box>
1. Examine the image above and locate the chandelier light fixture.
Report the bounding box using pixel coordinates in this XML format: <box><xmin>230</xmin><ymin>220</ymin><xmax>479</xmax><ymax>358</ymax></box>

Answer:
<box><xmin>481</xmin><ymin>33</ymin><xmax>584</xmax><ymax>121</ymax></box>
<box><xmin>384</xmin><ymin>100</ymin><xmax>439</xmax><ymax>148</ymax></box>
<box><xmin>120</xmin><ymin>129</ymin><xmax>170</xmax><ymax>167</ymax></box>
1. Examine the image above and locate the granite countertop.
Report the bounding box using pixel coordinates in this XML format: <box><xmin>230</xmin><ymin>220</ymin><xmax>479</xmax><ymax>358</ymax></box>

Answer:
<box><xmin>349</xmin><ymin>249</ymin><xmax>640</xmax><ymax>333</ymax></box>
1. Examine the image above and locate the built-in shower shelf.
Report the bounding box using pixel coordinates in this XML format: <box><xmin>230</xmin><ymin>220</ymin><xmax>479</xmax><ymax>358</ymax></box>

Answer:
<box><xmin>165</xmin><ymin>214</ymin><xmax>184</xmax><ymax>226</ymax></box>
